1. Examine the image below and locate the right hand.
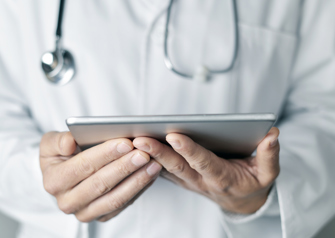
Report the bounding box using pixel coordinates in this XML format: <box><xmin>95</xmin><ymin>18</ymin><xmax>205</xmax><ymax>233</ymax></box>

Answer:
<box><xmin>39</xmin><ymin>131</ymin><xmax>162</xmax><ymax>222</ymax></box>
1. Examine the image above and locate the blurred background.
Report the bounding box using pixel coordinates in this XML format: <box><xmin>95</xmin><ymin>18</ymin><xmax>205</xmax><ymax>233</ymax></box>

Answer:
<box><xmin>1</xmin><ymin>211</ymin><xmax>335</xmax><ymax>237</ymax></box>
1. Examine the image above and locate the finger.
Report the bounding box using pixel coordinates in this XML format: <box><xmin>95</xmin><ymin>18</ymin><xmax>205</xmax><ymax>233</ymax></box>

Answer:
<box><xmin>166</xmin><ymin>133</ymin><xmax>227</xmax><ymax>179</ymax></box>
<box><xmin>43</xmin><ymin>138</ymin><xmax>134</xmax><ymax>195</ymax></box>
<box><xmin>255</xmin><ymin>127</ymin><xmax>280</xmax><ymax>186</ymax></box>
<box><xmin>59</xmin><ymin>150</ymin><xmax>150</xmax><ymax>214</ymax></box>
<box><xmin>40</xmin><ymin>131</ymin><xmax>77</xmax><ymax>157</ymax></box>
<box><xmin>75</xmin><ymin>160</ymin><xmax>162</xmax><ymax>222</ymax></box>
<box><xmin>133</xmin><ymin>137</ymin><xmax>199</xmax><ymax>182</ymax></box>
<box><xmin>96</xmin><ymin>180</ymin><xmax>155</xmax><ymax>222</ymax></box>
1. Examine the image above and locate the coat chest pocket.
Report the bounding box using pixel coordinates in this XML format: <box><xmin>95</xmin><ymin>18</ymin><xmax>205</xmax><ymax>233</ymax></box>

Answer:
<box><xmin>230</xmin><ymin>23</ymin><xmax>298</xmax><ymax>114</ymax></box>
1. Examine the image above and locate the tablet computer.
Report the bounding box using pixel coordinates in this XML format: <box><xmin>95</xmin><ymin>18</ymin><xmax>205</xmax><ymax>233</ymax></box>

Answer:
<box><xmin>66</xmin><ymin>113</ymin><xmax>276</xmax><ymax>158</ymax></box>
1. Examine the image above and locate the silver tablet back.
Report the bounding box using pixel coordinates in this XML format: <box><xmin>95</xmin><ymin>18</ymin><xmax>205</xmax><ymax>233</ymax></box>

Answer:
<box><xmin>66</xmin><ymin>113</ymin><xmax>276</xmax><ymax>158</ymax></box>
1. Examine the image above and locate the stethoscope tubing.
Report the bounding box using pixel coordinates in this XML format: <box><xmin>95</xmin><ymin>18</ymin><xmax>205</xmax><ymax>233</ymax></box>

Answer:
<box><xmin>42</xmin><ymin>0</ymin><xmax>239</xmax><ymax>84</ymax></box>
<box><xmin>163</xmin><ymin>0</ymin><xmax>239</xmax><ymax>78</ymax></box>
<box><xmin>56</xmin><ymin>0</ymin><xmax>65</xmax><ymax>38</ymax></box>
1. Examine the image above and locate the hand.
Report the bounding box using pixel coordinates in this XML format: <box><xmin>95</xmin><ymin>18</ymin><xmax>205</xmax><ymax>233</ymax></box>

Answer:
<box><xmin>39</xmin><ymin>132</ymin><xmax>162</xmax><ymax>222</ymax></box>
<box><xmin>133</xmin><ymin>127</ymin><xmax>280</xmax><ymax>214</ymax></box>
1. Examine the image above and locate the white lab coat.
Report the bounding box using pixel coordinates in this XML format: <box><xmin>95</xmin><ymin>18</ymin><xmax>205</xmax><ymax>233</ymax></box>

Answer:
<box><xmin>1</xmin><ymin>0</ymin><xmax>335</xmax><ymax>237</ymax></box>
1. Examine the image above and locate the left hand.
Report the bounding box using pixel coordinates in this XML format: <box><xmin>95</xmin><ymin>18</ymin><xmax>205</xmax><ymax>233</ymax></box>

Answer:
<box><xmin>133</xmin><ymin>127</ymin><xmax>280</xmax><ymax>214</ymax></box>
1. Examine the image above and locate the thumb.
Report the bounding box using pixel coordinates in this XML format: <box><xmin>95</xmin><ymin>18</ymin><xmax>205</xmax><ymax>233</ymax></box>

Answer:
<box><xmin>40</xmin><ymin>131</ymin><xmax>77</xmax><ymax>157</ymax></box>
<box><xmin>255</xmin><ymin>127</ymin><xmax>280</xmax><ymax>186</ymax></box>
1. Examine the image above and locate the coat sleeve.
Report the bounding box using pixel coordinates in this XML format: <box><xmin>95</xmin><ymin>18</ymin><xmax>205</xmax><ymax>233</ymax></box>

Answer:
<box><xmin>0</xmin><ymin>2</ymin><xmax>81</xmax><ymax>237</ymax></box>
<box><xmin>221</xmin><ymin>0</ymin><xmax>335</xmax><ymax>237</ymax></box>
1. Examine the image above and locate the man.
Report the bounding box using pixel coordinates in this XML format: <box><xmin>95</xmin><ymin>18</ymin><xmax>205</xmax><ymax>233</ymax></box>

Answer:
<box><xmin>1</xmin><ymin>0</ymin><xmax>335</xmax><ymax>237</ymax></box>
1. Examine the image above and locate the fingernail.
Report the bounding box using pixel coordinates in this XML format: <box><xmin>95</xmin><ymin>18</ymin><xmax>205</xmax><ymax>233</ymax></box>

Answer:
<box><xmin>269</xmin><ymin>137</ymin><xmax>278</xmax><ymax>147</ymax></box>
<box><xmin>166</xmin><ymin>139</ymin><xmax>181</xmax><ymax>149</ymax></box>
<box><xmin>137</xmin><ymin>143</ymin><xmax>150</xmax><ymax>152</ymax></box>
<box><xmin>146</xmin><ymin>161</ymin><xmax>162</xmax><ymax>175</ymax></box>
<box><xmin>117</xmin><ymin>142</ymin><xmax>132</xmax><ymax>154</ymax></box>
<box><xmin>131</xmin><ymin>153</ymin><xmax>148</xmax><ymax>166</ymax></box>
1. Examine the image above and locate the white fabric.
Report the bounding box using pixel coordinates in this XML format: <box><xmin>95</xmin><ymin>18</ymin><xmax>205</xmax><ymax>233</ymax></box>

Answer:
<box><xmin>1</xmin><ymin>0</ymin><xmax>335</xmax><ymax>237</ymax></box>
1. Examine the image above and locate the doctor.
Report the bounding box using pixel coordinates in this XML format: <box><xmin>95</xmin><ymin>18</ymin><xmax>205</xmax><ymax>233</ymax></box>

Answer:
<box><xmin>1</xmin><ymin>0</ymin><xmax>335</xmax><ymax>238</ymax></box>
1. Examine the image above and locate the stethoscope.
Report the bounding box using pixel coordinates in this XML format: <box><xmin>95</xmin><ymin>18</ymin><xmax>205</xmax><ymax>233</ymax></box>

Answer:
<box><xmin>41</xmin><ymin>0</ymin><xmax>239</xmax><ymax>85</ymax></box>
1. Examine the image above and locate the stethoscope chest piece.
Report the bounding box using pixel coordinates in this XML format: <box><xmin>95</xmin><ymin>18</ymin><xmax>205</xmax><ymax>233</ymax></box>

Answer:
<box><xmin>41</xmin><ymin>46</ymin><xmax>75</xmax><ymax>85</ymax></box>
<box><xmin>41</xmin><ymin>0</ymin><xmax>75</xmax><ymax>86</ymax></box>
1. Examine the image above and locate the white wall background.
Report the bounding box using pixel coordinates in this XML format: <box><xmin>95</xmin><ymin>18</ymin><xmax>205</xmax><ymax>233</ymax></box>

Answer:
<box><xmin>0</xmin><ymin>210</ymin><xmax>334</xmax><ymax>237</ymax></box>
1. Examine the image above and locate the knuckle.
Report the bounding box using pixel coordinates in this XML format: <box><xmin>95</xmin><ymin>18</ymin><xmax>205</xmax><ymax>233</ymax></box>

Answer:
<box><xmin>167</xmin><ymin>163</ymin><xmax>185</xmax><ymax>174</ymax></box>
<box><xmin>43</xmin><ymin>179</ymin><xmax>53</xmax><ymax>194</ymax></box>
<box><xmin>58</xmin><ymin>199</ymin><xmax>75</xmax><ymax>215</ymax></box>
<box><xmin>152</xmin><ymin>149</ymin><xmax>163</xmax><ymax>159</ymax></box>
<box><xmin>182</xmin><ymin>144</ymin><xmax>197</xmax><ymax>158</ymax></box>
<box><xmin>135</xmin><ymin>174</ymin><xmax>151</xmax><ymax>187</ymax></box>
<box><xmin>102</xmin><ymin>148</ymin><xmax>115</xmax><ymax>164</ymax></box>
<box><xmin>150</xmin><ymin>143</ymin><xmax>163</xmax><ymax>157</ymax></box>
<box><xmin>116</xmin><ymin>162</ymin><xmax>132</xmax><ymax>176</ymax></box>
<box><xmin>108</xmin><ymin>196</ymin><xmax>127</xmax><ymax>211</ymax></box>
<box><xmin>210</xmin><ymin>178</ymin><xmax>221</xmax><ymax>190</ymax></box>
<box><xmin>43</xmin><ymin>176</ymin><xmax>60</xmax><ymax>195</ymax></box>
<box><xmin>217</xmin><ymin>181</ymin><xmax>232</xmax><ymax>194</ymax></box>
<box><xmin>91</xmin><ymin>175</ymin><xmax>111</xmax><ymax>195</ymax></box>
<box><xmin>191</xmin><ymin>159</ymin><xmax>211</xmax><ymax>172</ymax></box>
<box><xmin>215</xmin><ymin>171</ymin><xmax>236</xmax><ymax>193</ymax></box>
<box><xmin>78</xmin><ymin>155</ymin><xmax>96</xmax><ymax>175</ymax></box>
<box><xmin>44</xmin><ymin>182</ymin><xmax>58</xmax><ymax>195</ymax></box>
